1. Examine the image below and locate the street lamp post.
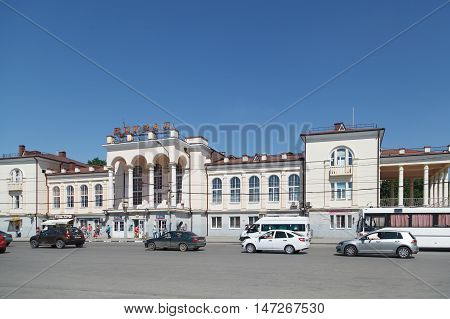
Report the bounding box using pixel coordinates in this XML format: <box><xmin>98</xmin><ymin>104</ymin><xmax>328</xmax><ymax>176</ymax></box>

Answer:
<box><xmin>123</xmin><ymin>199</ymin><xmax>129</xmax><ymax>239</ymax></box>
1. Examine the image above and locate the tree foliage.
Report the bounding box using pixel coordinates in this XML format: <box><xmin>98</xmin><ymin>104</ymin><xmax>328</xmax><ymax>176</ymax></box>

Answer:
<box><xmin>87</xmin><ymin>157</ymin><xmax>106</xmax><ymax>166</ymax></box>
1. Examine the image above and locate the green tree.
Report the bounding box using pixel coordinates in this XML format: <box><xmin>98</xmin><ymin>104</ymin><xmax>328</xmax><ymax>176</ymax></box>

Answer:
<box><xmin>87</xmin><ymin>157</ymin><xmax>106</xmax><ymax>166</ymax></box>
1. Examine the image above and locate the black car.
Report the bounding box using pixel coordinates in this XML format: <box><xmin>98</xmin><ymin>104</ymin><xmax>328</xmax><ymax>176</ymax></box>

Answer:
<box><xmin>0</xmin><ymin>230</ymin><xmax>13</xmax><ymax>246</ymax></box>
<box><xmin>30</xmin><ymin>227</ymin><xmax>85</xmax><ymax>249</ymax></box>
<box><xmin>145</xmin><ymin>231</ymin><xmax>206</xmax><ymax>252</ymax></box>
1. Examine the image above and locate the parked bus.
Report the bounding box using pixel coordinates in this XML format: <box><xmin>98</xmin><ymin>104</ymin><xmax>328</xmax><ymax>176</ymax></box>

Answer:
<box><xmin>239</xmin><ymin>215</ymin><xmax>311</xmax><ymax>242</ymax></box>
<box><xmin>357</xmin><ymin>207</ymin><xmax>450</xmax><ymax>249</ymax></box>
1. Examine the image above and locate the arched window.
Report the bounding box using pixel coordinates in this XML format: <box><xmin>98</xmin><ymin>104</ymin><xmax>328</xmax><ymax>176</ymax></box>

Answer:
<box><xmin>248</xmin><ymin>176</ymin><xmax>260</xmax><ymax>203</ymax></box>
<box><xmin>288</xmin><ymin>174</ymin><xmax>300</xmax><ymax>202</ymax></box>
<box><xmin>176</xmin><ymin>164</ymin><xmax>183</xmax><ymax>204</ymax></box>
<box><xmin>154</xmin><ymin>164</ymin><xmax>163</xmax><ymax>204</ymax></box>
<box><xmin>53</xmin><ymin>186</ymin><xmax>60</xmax><ymax>209</ymax></box>
<box><xmin>330</xmin><ymin>147</ymin><xmax>354</xmax><ymax>167</ymax></box>
<box><xmin>10</xmin><ymin>169</ymin><xmax>23</xmax><ymax>183</ymax></box>
<box><xmin>212</xmin><ymin>178</ymin><xmax>222</xmax><ymax>204</ymax></box>
<box><xmin>95</xmin><ymin>184</ymin><xmax>103</xmax><ymax>207</ymax></box>
<box><xmin>133</xmin><ymin>166</ymin><xmax>143</xmax><ymax>206</ymax></box>
<box><xmin>80</xmin><ymin>185</ymin><xmax>88</xmax><ymax>208</ymax></box>
<box><xmin>230</xmin><ymin>177</ymin><xmax>241</xmax><ymax>203</ymax></box>
<box><xmin>268</xmin><ymin>175</ymin><xmax>280</xmax><ymax>202</ymax></box>
<box><xmin>66</xmin><ymin>186</ymin><xmax>74</xmax><ymax>208</ymax></box>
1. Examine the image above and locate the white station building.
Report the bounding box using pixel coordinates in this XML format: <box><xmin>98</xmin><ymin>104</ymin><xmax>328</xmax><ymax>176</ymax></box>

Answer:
<box><xmin>1</xmin><ymin>122</ymin><xmax>449</xmax><ymax>239</ymax></box>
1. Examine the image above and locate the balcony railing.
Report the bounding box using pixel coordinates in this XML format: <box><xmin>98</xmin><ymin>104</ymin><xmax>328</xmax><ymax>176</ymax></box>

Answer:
<box><xmin>8</xmin><ymin>182</ymin><xmax>23</xmax><ymax>192</ymax></box>
<box><xmin>380</xmin><ymin>197</ymin><xmax>449</xmax><ymax>207</ymax></box>
<box><xmin>329</xmin><ymin>165</ymin><xmax>353</xmax><ymax>176</ymax></box>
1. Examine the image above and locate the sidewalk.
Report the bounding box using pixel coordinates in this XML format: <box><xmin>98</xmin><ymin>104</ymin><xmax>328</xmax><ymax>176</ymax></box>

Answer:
<box><xmin>13</xmin><ymin>236</ymin><xmax>342</xmax><ymax>244</ymax></box>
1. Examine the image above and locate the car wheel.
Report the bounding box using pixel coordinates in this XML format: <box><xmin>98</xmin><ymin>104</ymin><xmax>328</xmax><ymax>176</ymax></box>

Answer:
<box><xmin>55</xmin><ymin>240</ymin><xmax>65</xmax><ymax>249</ymax></box>
<box><xmin>245</xmin><ymin>244</ymin><xmax>256</xmax><ymax>253</ymax></box>
<box><xmin>284</xmin><ymin>245</ymin><xmax>295</xmax><ymax>254</ymax></box>
<box><xmin>344</xmin><ymin>245</ymin><xmax>357</xmax><ymax>256</ymax></box>
<box><xmin>397</xmin><ymin>246</ymin><xmax>411</xmax><ymax>259</ymax></box>
<box><xmin>30</xmin><ymin>239</ymin><xmax>39</xmax><ymax>249</ymax></box>
<box><xmin>147</xmin><ymin>242</ymin><xmax>156</xmax><ymax>251</ymax></box>
<box><xmin>179</xmin><ymin>243</ymin><xmax>188</xmax><ymax>252</ymax></box>
<box><xmin>76</xmin><ymin>243</ymin><xmax>83</xmax><ymax>248</ymax></box>
<box><xmin>0</xmin><ymin>248</ymin><xmax>5</xmax><ymax>254</ymax></box>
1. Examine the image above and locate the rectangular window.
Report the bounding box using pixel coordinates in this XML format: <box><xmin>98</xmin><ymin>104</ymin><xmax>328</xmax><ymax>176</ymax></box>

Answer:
<box><xmin>347</xmin><ymin>215</ymin><xmax>353</xmax><ymax>229</ymax></box>
<box><xmin>212</xmin><ymin>190</ymin><xmax>222</xmax><ymax>204</ymax></box>
<box><xmin>331</xmin><ymin>182</ymin><xmax>352</xmax><ymax>200</ymax></box>
<box><xmin>229</xmin><ymin>217</ymin><xmax>240</xmax><ymax>229</ymax></box>
<box><xmin>249</xmin><ymin>216</ymin><xmax>259</xmax><ymax>225</ymax></box>
<box><xmin>12</xmin><ymin>195</ymin><xmax>21</xmax><ymax>209</ymax></box>
<box><xmin>347</xmin><ymin>182</ymin><xmax>353</xmax><ymax>200</ymax></box>
<box><xmin>211</xmin><ymin>217</ymin><xmax>222</xmax><ymax>229</ymax></box>
<box><xmin>336</xmin><ymin>182</ymin><xmax>346</xmax><ymax>200</ymax></box>
<box><xmin>53</xmin><ymin>197</ymin><xmax>60</xmax><ymax>209</ymax></box>
<box><xmin>336</xmin><ymin>215</ymin><xmax>346</xmax><ymax>229</ymax></box>
<box><xmin>230</xmin><ymin>189</ymin><xmax>240</xmax><ymax>203</ymax></box>
<box><xmin>330</xmin><ymin>215</ymin><xmax>335</xmax><ymax>229</ymax></box>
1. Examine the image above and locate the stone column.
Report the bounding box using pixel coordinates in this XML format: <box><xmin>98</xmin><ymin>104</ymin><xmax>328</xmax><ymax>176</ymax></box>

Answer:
<box><xmin>423</xmin><ymin>165</ymin><xmax>429</xmax><ymax>206</ymax></box>
<box><xmin>444</xmin><ymin>168</ymin><xmax>449</xmax><ymax>207</ymax></box>
<box><xmin>128</xmin><ymin>167</ymin><xmax>134</xmax><ymax>207</ymax></box>
<box><xmin>148</xmin><ymin>164</ymin><xmax>154</xmax><ymax>208</ymax></box>
<box><xmin>390</xmin><ymin>181</ymin><xmax>395</xmax><ymax>206</ymax></box>
<box><xmin>108</xmin><ymin>167</ymin><xmax>114</xmax><ymax>209</ymax></box>
<box><xmin>439</xmin><ymin>169</ymin><xmax>448</xmax><ymax>207</ymax></box>
<box><xmin>409</xmin><ymin>178</ymin><xmax>414</xmax><ymax>206</ymax></box>
<box><xmin>431</xmin><ymin>176</ymin><xmax>436</xmax><ymax>207</ymax></box>
<box><xmin>170</xmin><ymin>163</ymin><xmax>177</xmax><ymax>208</ymax></box>
<box><xmin>398</xmin><ymin>166</ymin><xmax>404</xmax><ymax>207</ymax></box>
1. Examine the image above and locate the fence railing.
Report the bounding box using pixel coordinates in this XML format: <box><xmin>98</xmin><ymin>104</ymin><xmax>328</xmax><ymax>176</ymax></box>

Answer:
<box><xmin>380</xmin><ymin>197</ymin><xmax>449</xmax><ymax>207</ymax></box>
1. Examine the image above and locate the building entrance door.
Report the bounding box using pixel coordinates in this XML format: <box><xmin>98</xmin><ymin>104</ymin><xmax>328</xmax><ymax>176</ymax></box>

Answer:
<box><xmin>113</xmin><ymin>220</ymin><xmax>125</xmax><ymax>238</ymax></box>
<box><xmin>132</xmin><ymin>219</ymin><xmax>145</xmax><ymax>238</ymax></box>
<box><xmin>158</xmin><ymin>219</ymin><xmax>167</xmax><ymax>236</ymax></box>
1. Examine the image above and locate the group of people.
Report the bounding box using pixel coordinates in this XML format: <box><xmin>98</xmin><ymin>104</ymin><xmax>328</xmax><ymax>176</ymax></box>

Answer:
<box><xmin>77</xmin><ymin>221</ymin><xmax>188</xmax><ymax>240</ymax></box>
<box><xmin>81</xmin><ymin>224</ymin><xmax>103</xmax><ymax>239</ymax></box>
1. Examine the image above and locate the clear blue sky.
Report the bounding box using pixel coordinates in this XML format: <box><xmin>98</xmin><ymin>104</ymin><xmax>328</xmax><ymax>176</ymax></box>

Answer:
<box><xmin>1</xmin><ymin>0</ymin><xmax>449</xmax><ymax>162</ymax></box>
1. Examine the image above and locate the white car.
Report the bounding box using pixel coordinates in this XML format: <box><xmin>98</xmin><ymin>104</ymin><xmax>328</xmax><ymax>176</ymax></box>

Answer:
<box><xmin>242</xmin><ymin>230</ymin><xmax>310</xmax><ymax>254</ymax></box>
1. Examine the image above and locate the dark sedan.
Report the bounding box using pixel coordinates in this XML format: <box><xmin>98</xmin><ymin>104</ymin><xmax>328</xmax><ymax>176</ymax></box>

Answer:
<box><xmin>0</xmin><ymin>231</ymin><xmax>13</xmax><ymax>246</ymax></box>
<box><xmin>145</xmin><ymin>231</ymin><xmax>206</xmax><ymax>252</ymax></box>
<box><xmin>30</xmin><ymin>226</ymin><xmax>85</xmax><ymax>249</ymax></box>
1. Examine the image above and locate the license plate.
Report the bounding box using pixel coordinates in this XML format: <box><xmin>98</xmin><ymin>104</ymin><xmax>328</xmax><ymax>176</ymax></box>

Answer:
<box><xmin>75</xmin><ymin>236</ymin><xmax>81</xmax><ymax>239</ymax></box>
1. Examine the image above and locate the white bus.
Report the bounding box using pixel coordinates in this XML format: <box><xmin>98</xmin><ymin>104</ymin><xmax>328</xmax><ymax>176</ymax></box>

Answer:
<box><xmin>357</xmin><ymin>207</ymin><xmax>450</xmax><ymax>249</ymax></box>
<box><xmin>239</xmin><ymin>215</ymin><xmax>311</xmax><ymax>242</ymax></box>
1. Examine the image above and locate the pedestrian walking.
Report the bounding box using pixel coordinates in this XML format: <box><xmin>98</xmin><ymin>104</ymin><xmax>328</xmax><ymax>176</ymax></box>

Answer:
<box><xmin>134</xmin><ymin>225</ymin><xmax>139</xmax><ymax>238</ymax></box>
<box><xmin>88</xmin><ymin>224</ymin><xmax>93</xmax><ymax>239</ymax></box>
<box><xmin>106</xmin><ymin>224</ymin><xmax>111</xmax><ymax>239</ymax></box>
<box><xmin>94</xmin><ymin>225</ymin><xmax>100</xmax><ymax>239</ymax></box>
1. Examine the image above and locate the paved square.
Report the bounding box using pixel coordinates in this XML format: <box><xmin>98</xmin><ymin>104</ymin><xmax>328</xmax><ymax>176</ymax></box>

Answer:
<box><xmin>0</xmin><ymin>242</ymin><xmax>449</xmax><ymax>298</ymax></box>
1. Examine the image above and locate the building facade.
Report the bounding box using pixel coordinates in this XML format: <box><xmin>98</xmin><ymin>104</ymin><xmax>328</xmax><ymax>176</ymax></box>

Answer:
<box><xmin>1</xmin><ymin>122</ymin><xmax>449</xmax><ymax>239</ymax></box>
<box><xmin>0</xmin><ymin>146</ymin><xmax>87</xmax><ymax>237</ymax></box>
<box><xmin>301</xmin><ymin>123</ymin><xmax>385</xmax><ymax>238</ymax></box>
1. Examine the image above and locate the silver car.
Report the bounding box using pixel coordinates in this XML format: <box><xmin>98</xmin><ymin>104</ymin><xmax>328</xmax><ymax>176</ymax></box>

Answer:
<box><xmin>336</xmin><ymin>230</ymin><xmax>419</xmax><ymax>258</ymax></box>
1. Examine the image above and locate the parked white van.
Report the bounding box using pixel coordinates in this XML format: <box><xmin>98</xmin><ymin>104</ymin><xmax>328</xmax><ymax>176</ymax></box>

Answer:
<box><xmin>239</xmin><ymin>215</ymin><xmax>311</xmax><ymax>242</ymax></box>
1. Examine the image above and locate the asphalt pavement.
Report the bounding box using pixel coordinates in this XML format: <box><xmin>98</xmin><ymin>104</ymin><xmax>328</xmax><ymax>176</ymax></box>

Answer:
<box><xmin>0</xmin><ymin>242</ymin><xmax>449</xmax><ymax>298</ymax></box>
